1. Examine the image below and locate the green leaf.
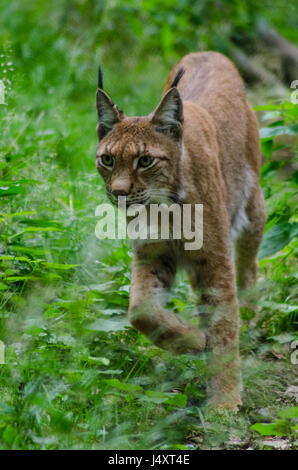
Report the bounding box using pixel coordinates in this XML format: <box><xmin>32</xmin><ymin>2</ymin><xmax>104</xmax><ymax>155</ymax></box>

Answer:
<box><xmin>254</xmin><ymin>104</ymin><xmax>284</xmax><ymax>111</ymax></box>
<box><xmin>104</xmin><ymin>379</ymin><xmax>143</xmax><ymax>392</ymax></box>
<box><xmin>166</xmin><ymin>393</ymin><xmax>187</xmax><ymax>408</ymax></box>
<box><xmin>0</xmin><ymin>211</ymin><xmax>37</xmax><ymax>218</ymax></box>
<box><xmin>259</xmin><ymin>222</ymin><xmax>298</xmax><ymax>259</ymax></box>
<box><xmin>260</xmin><ymin>302</ymin><xmax>298</xmax><ymax>313</ymax></box>
<box><xmin>0</xmin><ymin>186</ymin><xmax>24</xmax><ymax>197</ymax></box>
<box><xmin>98</xmin><ymin>369</ymin><xmax>123</xmax><ymax>375</ymax></box>
<box><xmin>0</xmin><ymin>254</ymin><xmax>37</xmax><ymax>263</ymax></box>
<box><xmin>4</xmin><ymin>275</ymin><xmax>38</xmax><ymax>282</ymax></box>
<box><xmin>2</xmin><ymin>425</ymin><xmax>18</xmax><ymax>445</ymax></box>
<box><xmin>8</xmin><ymin>226</ymin><xmax>64</xmax><ymax>240</ymax></box>
<box><xmin>260</xmin><ymin>124</ymin><xmax>298</xmax><ymax>141</ymax></box>
<box><xmin>279</xmin><ymin>407</ymin><xmax>298</xmax><ymax>419</ymax></box>
<box><xmin>86</xmin><ymin>356</ymin><xmax>110</xmax><ymax>365</ymax></box>
<box><xmin>42</xmin><ymin>262</ymin><xmax>78</xmax><ymax>270</ymax></box>
<box><xmin>143</xmin><ymin>390</ymin><xmax>187</xmax><ymax>407</ymax></box>
<box><xmin>0</xmin><ymin>179</ymin><xmax>41</xmax><ymax>186</ymax></box>
<box><xmin>0</xmin><ymin>179</ymin><xmax>41</xmax><ymax>197</ymax></box>
<box><xmin>251</xmin><ymin>422</ymin><xmax>287</xmax><ymax>436</ymax></box>
<box><xmin>270</xmin><ymin>333</ymin><xmax>298</xmax><ymax>344</ymax></box>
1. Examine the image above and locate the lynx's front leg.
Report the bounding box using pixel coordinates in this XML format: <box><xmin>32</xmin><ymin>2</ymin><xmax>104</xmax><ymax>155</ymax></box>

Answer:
<box><xmin>188</xmin><ymin>255</ymin><xmax>241</xmax><ymax>410</ymax></box>
<box><xmin>129</xmin><ymin>245</ymin><xmax>206</xmax><ymax>354</ymax></box>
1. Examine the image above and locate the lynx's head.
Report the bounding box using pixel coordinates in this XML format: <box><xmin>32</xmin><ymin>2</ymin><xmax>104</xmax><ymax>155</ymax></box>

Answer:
<box><xmin>95</xmin><ymin>68</ymin><xmax>184</xmax><ymax>206</ymax></box>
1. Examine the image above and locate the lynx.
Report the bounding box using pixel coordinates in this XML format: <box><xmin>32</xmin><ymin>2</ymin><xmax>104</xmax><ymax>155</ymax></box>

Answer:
<box><xmin>95</xmin><ymin>52</ymin><xmax>266</xmax><ymax>409</ymax></box>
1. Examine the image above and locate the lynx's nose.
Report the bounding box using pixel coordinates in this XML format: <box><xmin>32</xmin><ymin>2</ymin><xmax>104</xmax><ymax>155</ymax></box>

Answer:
<box><xmin>111</xmin><ymin>177</ymin><xmax>132</xmax><ymax>197</ymax></box>
<box><xmin>111</xmin><ymin>189</ymin><xmax>130</xmax><ymax>197</ymax></box>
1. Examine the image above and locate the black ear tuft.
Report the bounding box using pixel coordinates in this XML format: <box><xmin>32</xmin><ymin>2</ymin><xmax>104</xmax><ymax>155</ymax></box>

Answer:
<box><xmin>170</xmin><ymin>68</ymin><xmax>185</xmax><ymax>88</ymax></box>
<box><xmin>98</xmin><ymin>66</ymin><xmax>103</xmax><ymax>89</ymax></box>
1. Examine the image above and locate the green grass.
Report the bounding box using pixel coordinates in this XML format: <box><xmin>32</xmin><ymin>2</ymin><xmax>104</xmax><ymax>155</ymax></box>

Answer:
<box><xmin>0</xmin><ymin>0</ymin><xmax>297</xmax><ymax>450</ymax></box>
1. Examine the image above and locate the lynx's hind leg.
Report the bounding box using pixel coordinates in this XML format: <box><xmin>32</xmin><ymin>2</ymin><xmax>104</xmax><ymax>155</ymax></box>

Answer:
<box><xmin>234</xmin><ymin>184</ymin><xmax>266</xmax><ymax>290</ymax></box>
<box><xmin>234</xmin><ymin>105</ymin><xmax>266</xmax><ymax>290</ymax></box>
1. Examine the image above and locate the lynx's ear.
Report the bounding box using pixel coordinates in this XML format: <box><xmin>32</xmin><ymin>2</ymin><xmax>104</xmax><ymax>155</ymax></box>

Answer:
<box><xmin>96</xmin><ymin>88</ymin><xmax>123</xmax><ymax>139</ymax></box>
<box><xmin>151</xmin><ymin>87</ymin><xmax>183</xmax><ymax>139</ymax></box>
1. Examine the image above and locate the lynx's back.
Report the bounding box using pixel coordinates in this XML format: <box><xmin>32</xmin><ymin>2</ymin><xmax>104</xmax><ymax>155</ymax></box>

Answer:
<box><xmin>164</xmin><ymin>52</ymin><xmax>262</xmax><ymax>235</ymax></box>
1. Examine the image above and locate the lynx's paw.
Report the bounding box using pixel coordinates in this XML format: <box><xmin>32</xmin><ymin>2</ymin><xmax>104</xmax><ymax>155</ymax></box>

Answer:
<box><xmin>206</xmin><ymin>394</ymin><xmax>242</xmax><ymax>411</ymax></box>
<box><xmin>159</xmin><ymin>327</ymin><xmax>206</xmax><ymax>355</ymax></box>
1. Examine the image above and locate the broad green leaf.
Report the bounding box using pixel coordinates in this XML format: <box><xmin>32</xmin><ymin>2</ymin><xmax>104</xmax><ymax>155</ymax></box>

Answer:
<box><xmin>270</xmin><ymin>333</ymin><xmax>298</xmax><ymax>344</ymax></box>
<box><xmin>251</xmin><ymin>422</ymin><xmax>287</xmax><ymax>436</ymax></box>
<box><xmin>259</xmin><ymin>222</ymin><xmax>298</xmax><ymax>259</ymax></box>
<box><xmin>279</xmin><ymin>407</ymin><xmax>298</xmax><ymax>419</ymax></box>
<box><xmin>260</xmin><ymin>124</ymin><xmax>298</xmax><ymax>141</ymax></box>
<box><xmin>142</xmin><ymin>390</ymin><xmax>187</xmax><ymax>407</ymax></box>
<box><xmin>0</xmin><ymin>186</ymin><xmax>23</xmax><ymax>197</ymax></box>
<box><xmin>86</xmin><ymin>356</ymin><xmax>110</xmax><ymax>365</ymax></box>
<box><xmin>104</xmin><ymin>379</ymin><xmax>143</xmax><ymax>392</ymax></box>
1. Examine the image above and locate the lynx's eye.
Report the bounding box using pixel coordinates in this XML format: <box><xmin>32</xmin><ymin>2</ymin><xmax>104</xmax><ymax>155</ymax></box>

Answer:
<box><xmin>137</xmin><ymin>155</ymin><xmax>155</xmax><ymax>169</ymax></box>
<box><xmin>100</xmin><ymin>154</ymin><xmax>114</xmax><ymax>169</ymax></box>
